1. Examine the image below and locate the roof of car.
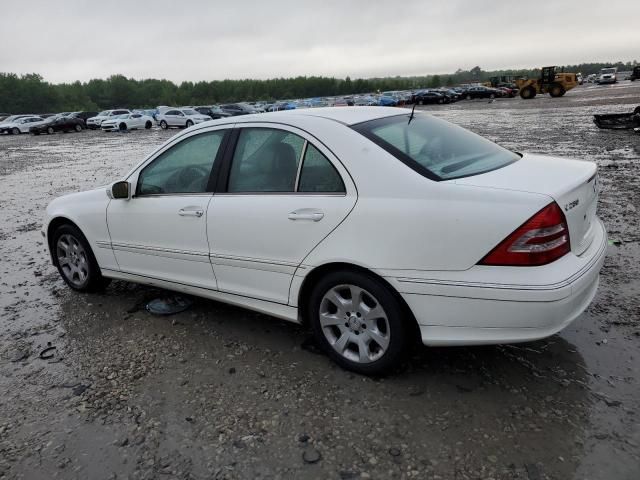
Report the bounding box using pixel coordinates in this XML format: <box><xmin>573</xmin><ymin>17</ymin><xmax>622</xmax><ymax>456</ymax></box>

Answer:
<box><xmin>236</xmin><ymin>106</ymin><xmax>409</xmax><ymax>126</ymax></box>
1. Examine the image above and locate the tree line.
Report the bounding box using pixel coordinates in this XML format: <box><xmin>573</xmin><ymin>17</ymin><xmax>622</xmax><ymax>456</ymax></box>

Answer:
<box><xmin>1</xmin><ymin>61</ymin><xmax>636</xmax><ymax>114</ymax></box>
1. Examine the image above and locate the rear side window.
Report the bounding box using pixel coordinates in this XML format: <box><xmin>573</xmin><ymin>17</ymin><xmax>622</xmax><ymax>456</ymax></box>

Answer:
<box><xmin>353</xmin><ymin>114</ymin><xmax>519</xmax><ymax>181</ymax></box>
<box><xmin>298</xmin><ymin>144</ymin><xmax>345</xmax><ymax>193</ymax></box>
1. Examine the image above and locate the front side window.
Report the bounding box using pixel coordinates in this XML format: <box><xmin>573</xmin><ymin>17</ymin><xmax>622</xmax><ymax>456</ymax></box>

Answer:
<box><xmin>227</xmin><ymin>128</ymin><xmax>304</xmax><ymax>192</ymax></box>
<box><xmin>137</xmin><ymin>130</ymin><xmax>226</xmax><ymax>195</ymax></box>
<box><xmin>353</xmin><ymin>114</ymin><xmax>519</xmax><ymax>181</ymax></box>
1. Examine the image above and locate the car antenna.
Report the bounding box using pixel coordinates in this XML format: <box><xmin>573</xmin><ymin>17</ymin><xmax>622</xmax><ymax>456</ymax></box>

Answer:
<box><xmin>408</xmin><ymin>103</ymin><xmax>417</xmax><ymax>124</ymax></box>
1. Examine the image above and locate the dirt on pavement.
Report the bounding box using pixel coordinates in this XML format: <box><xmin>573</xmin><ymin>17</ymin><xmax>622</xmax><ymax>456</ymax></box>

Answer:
<box><xmin>0</xmin><ymin>82</ymin><xmax>639</xmax><ymax>480</ymax></box>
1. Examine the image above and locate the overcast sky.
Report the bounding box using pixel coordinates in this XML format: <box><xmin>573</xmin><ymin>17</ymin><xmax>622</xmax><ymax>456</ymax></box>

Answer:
<box><xmin>1</xmin><ymin>0</ymin><xmax>637</xmax><ymax>84</ymax></box>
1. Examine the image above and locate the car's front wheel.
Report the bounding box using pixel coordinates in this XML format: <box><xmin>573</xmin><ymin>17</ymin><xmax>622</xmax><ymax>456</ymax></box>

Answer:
<box><xmin>47</xmin><ymin>127</ymin><xmax>54</xmax><ymax>134</ymax></box>
<box><xmin>52</xmin><ymin>224</ymin><xmax>110</xmax><ymax>292</ymax></box>
<box><xmin>11</xmin><ymin>127</ymin><xmax>20</xmax><ymax>135</ymax></box>
<box><xmin>308</xmin><ymin>270</ymin><xmax>409</xmax><ymax>375</ymax></box>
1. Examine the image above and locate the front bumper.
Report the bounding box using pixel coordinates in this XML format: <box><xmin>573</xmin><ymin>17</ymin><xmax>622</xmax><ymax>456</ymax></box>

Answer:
<box><xmin>389</xmin><ymin>219</ymin><xmax>607</xmax><ymax>346</ymax></box>
<box><xmin>101</xmin><ymin>124</ymin><xmax>118</xmax><ymax>131</ymax></box>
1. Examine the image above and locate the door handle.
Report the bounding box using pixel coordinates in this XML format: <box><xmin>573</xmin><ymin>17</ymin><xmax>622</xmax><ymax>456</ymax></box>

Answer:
<box><xmin>178</xmin><ymin>207</ymin><xmax>204</xmax><ymax>217</ymax></box>
<box><xmin>288</xmin><ymin>209</ymin><xmax>324</xmax><ymax>222</ymax></box>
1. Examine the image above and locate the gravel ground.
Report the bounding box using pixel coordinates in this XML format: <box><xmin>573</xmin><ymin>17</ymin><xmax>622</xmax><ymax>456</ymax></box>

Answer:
<box><xmin>1</xmin><ymin>82</ymin><xmax>639</xmax><ymax>480</ymax></box>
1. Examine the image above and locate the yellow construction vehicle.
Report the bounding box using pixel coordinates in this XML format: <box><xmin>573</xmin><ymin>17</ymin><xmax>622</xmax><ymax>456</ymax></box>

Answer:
<box><xmin>515</xmin><ymin>66</ymin><xmax>578</xmax><ymax>99</ymax></box>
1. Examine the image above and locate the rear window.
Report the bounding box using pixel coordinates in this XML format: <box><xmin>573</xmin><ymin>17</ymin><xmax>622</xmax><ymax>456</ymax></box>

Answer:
<box><xmin>352</xmin><ymin>114</ymin><xmax>519</xmax><ymax>181</ymax></box>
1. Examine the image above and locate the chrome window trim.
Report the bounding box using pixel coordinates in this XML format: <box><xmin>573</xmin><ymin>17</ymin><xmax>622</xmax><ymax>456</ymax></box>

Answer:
<box><xmin>293</xmin><ymin>140</ymin><xmax>308</xmax><ymax>192</ymax></box>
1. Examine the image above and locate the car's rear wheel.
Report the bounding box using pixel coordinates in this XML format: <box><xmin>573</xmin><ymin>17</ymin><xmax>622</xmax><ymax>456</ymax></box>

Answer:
<box><xmin>47</xmin><ymin>127</ymin><xmax>54</xmax><ymax>134</ymax></box>
<box><xmin>466</xmin><ymin>94</ymin><xmax>472</xmax><ymax>100</ymax></box>
<box><xmin>308</xmin><ymin>270</ymin><xmax>409</xmax><ymax>375</ymax></box>
<box><xmin>160</xmin><ymin>120</ymin><xmax>168</xmax><ymax>129</ymax></box>
<box><xmin>186</xmin><ymin>120</ymin><xmax>194</xmax><ymax>128</ymax></box>
<box><xmin>52</xmin><ymin>224</ymin><xmax>110</xmax><ymax>292</ymax></box>
<box><xmin>145</xmin><ymin>121</ymin><xmax>152</xmax><ymax>129</ymax></box>
<box><xmin>11</xmin><ymin>127</ymin><xmax>20</xmax><ymax>135</ymax></box>
<box><xmin>74</xmin><ymin>124</ymin><xmax>82</xmax><ymax>132</ymax></box>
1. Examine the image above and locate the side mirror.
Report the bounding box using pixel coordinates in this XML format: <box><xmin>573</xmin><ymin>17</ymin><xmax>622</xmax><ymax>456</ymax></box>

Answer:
<box><xmin>108</xmin><ymin>181</ymin><xmax>131</xmax><ymax>200</ymax></box>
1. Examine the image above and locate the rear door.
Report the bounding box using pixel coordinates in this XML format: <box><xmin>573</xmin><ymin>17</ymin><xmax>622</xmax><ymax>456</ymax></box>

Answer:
<box><xmin>207</xmin><ymin>124</ymin><xmax>357</xmax><ymax>304</ymax></box>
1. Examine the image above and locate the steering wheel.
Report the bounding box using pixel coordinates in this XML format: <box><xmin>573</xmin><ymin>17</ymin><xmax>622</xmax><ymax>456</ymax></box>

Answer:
<box><xmin>171</xmin><ymin>165</ymin><xmax>210</xmax><ymax>192</ymax></box>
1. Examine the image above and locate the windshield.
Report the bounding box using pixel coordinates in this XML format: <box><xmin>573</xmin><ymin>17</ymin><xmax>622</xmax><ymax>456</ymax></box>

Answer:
<box><xmin>98</xmin><ymin>111</ymin><xmax>109</xmax><ymax>116</ymax></box>
<box><xmin>353</xmin><ymin>114</ymin><xmax>519</xmax><ymax>181</ymax></box>
<box><xmin>601</xmin><ymin>68</ymin><xmax>616</xmax><ymax>74</ymax></box>
<box><xmin>116</xmin><ymin>114</ymin><xmax>129</xmax><ymax>119</ymax></box>
<box><xmin>182</xmin><ymin>109</ymin><xmax>198</xmax><ymax>115</ymax></box>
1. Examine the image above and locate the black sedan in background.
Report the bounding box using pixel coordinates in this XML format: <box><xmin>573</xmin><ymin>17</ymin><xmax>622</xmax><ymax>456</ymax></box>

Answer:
<box><xmin>29</xmin><ymin>115</ymin><xmax>85</xmax><ymax>135</ymax></box>
<box><xmin>69</xmin><ymin>111</ymin><xmax>98</xmax><ymax>127</ymax></box>
<box><xmin>412</xmin><ymin>90</ymin><xmax>448</xmax><ymax>104</ymax></box>
<box><xmin>220</xmin><ymin>103</ymin><xmax>258</xmax><ymax>116</ymax></box>
<box><xmin>461</xmin><ymin>86</ymin><xmax>500</xmax><ymax>99</ymax></box>
<box><xmin>194</xmin><ymin>106</ymin><xmax>232</xmax><ymax>120</ymax></box>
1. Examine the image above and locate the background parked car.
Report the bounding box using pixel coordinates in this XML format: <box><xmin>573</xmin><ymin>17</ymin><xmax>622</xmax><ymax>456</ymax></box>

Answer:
<box><xmin>86</xmin><ymin>109</ymin><xmax>131</xmax><ymax>129</ymax></box>
<box><xmin>377</xmin><ymin>95</ymin><xmax>398</xmax><ymax>106</ymax></box>
<box><xmin>0</xmin><ymin>115</ymin><xmax>34</xmax><ymax>131</ymax></box>
<box><xmin>157</xmin><ymin>108</ymin><xmax>211</xmax><ymax>129</ymax></box>
<box><xmin>194</xmin><ymin>106</ymin><xmax>232</xmax><ymax>119</ymax></box>
<box><xmin>100</xmin><ymin>113</ymin><xmax>155</xmax><ymax>132</ymax></box>
<box><xmin>29</xmin><ymin>115</ymin><xmax>85</xmax><ymax>135</ymax></box>
<box><xmin>69</xmin><ymin>111</ymin><xmax>99</xmax><ymax>127</ymax></box>
<box><xmin>462</xmin><ymin>86</ymin><xmax>499</xmax><ymax>99</ymax></box>
<box><xmin>220</xmin><ymin>103</ymin><xmax>258</xmax><ymax>116</ymax></box>
<box><xmin>0</xmin><ymin>116</ymin><xmax>46</xmax><ymax>134</ymax></box>
<box><xmin>413</xmin><ymin>90</ymin><xmax>447</xmax><ymax>104</ymax></box>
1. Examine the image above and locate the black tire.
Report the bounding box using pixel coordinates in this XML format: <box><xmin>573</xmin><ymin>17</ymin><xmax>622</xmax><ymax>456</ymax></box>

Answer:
<box><xmin>145</xmin><ymin>121</ymin><xmax>152</xmax><ymax>129</ymax></box>
<box><xmin>160</xmin><ymin>120</ymin><xmax>168</xmax><ymax>129</ymax></box>
<box><xmin>549</xmin><ymin>83</ymin><xmax>565</xmax><ymax>98</ymax></box>
<box><xmin>520</xmin><ymin>86</ymin><xmax>536</xmax><ymax>99</ymax></box>
<box><xmin>11</xmin><ymin>127</ymin><xmax>20</xmax><ymax>135</ymax></box>
<box><xmin>185</xmin><ymin>120</ymin><xmax>194</xmax><ymax>128</ymax></box>
<box><xmin>47</xmin><ymin>127</ymin><xmax>54</xmax><ymax>134</ymax></box>
<box><xmin>489</xmin><ymin>93</ymin><xmax>496</xmax><ymax>99</ymax></box>
<box><xmin>74</xmin><ymin>124</ymin><xmax>82</xmax><ymax>132</ymax></box>
<box><xmin>119</xmin><ymin>122</ymin><xmax>127</xmax><ymax>132</ymax></box>
<box><xmin>308</xmin><ymin>270</ymin><xmax>410</xmax><ymax>376</ymax></box>
<box><xmin>51</xmin><ymin>223</ymin><xmax>110</xmax><ymax>293</ymax></box>
<box><xmin>438</xmin><ymin>98</ymin><xmax>444</xmax><ymax>104</ymax></box>
<box><xmin>466</xmin><ymin>94</ymin><xmax>472</xmax><ymax>100</ymax></box>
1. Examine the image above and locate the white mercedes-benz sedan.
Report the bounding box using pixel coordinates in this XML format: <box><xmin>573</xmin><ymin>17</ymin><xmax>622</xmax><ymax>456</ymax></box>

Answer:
<box><xmin>43</xmin><ymin>107</ymin><xmax>607</xmax><ymax>374</ymax></box>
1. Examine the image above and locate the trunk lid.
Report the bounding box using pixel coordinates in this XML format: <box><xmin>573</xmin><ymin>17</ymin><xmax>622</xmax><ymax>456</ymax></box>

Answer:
<box><xmin>451</xmin><ymin>154</ymin><xmax>599</xmax><ymax>255</ymax></box>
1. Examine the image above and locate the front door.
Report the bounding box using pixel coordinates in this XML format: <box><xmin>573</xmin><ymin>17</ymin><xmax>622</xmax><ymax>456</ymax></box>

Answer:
<box><xmin>107</xmin><ymin>128</ymin><xmax>228</xmax><ymax>289</ymax></box>
<box><xmin>207</xmin><ymin>125</ymin><xmax>357</xmax><ymax>304</ymax></box>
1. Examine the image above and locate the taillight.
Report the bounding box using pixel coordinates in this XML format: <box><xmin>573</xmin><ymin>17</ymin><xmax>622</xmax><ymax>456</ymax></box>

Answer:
<box><xmin>479</xmin><ymin>202</ymin><xmax>570</xmax><ymax>266</ymax></box>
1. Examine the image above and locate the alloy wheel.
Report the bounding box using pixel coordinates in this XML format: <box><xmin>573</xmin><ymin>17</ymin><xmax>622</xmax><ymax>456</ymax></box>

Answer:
<box><xmin>319</xmin><ymin>284</ymin><xmax>390</xmax><ymax>363</ymax></box>
<box><xmin>56</xmin><ymin>234</ymin><xmax>89</xmax><ymax>288</ymax></box>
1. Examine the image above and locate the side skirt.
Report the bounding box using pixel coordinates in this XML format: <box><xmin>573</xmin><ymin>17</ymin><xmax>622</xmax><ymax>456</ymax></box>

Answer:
<box><xmin>101</xmin><ymin>268</ymin><xmax>301</xmax><ymax>324</ymax></box>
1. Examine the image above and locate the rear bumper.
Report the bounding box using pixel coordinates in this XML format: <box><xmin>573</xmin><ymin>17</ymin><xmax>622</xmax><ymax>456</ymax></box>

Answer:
<box><xmin>389</xmin><ymin>219</ymin><xmax>607</xmax><ymax>346</ymax></box>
